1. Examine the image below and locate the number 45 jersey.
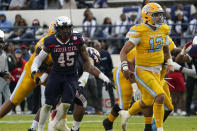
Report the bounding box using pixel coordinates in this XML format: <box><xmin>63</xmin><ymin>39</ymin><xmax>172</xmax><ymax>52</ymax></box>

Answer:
<box><xmin>44</xmin><ymin>33</ymin><xmax>84</xmax><ymax>75</ymax></box>
<box><xmin>127</xmin><ymin>23</ymin><xmax>170</xmax><ymax>66</ymax></box>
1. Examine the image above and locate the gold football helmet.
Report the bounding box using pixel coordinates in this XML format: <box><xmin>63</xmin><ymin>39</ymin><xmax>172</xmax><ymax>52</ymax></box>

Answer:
<box><xmin>142</xmin><ymin>3</ymin><xmax>164</xmax><ymax>27</ymax></box>
<box><xmin>48</xmin><ymin>22</ymin><xmax>55</xmax><ymax>35</ymax></box>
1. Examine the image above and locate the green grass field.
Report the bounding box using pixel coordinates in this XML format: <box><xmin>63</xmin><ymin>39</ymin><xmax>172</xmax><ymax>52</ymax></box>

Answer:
<box><xmin>0</xmin><ymin>115</ymin><xmax>197</xmax><ymax>131</ymax></box>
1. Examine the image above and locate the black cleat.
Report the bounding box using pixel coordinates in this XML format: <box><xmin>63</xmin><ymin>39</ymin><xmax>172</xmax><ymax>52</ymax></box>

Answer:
<box><xmin>144</xmin><ymin>124</ymin><xmax>153</xmax><ymax>131</ymax></box>
<box><xmin>103</xmin><ymin>118</ymin><xmax>113</xmax><ymax>131</ymax></box>
<box><xmin>28</xmin><ymin>128</ymin><xmax>36</xmax><ymax>131</ymax></box>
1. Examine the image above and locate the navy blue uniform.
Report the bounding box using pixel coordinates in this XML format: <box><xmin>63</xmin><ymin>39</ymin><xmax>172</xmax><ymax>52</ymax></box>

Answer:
<box><xmin>44</xmin><ymin>33</ymin><xmax>84</xmax><ymax>105</ymax></box>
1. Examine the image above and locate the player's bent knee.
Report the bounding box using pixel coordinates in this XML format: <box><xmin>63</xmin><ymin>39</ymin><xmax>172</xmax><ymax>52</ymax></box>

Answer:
<box><xmin>142</xmin><ymin>99</ymin><xmax>154</xmax><ymax>107</ymax></box>
<box><xmin>155</xmin><ymin>94</ymin><xmax>165</xmax><ymax>103</ymax></box>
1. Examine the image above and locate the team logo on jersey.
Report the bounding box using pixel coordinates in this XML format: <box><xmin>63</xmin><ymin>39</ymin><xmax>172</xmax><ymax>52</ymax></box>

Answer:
<box><xmin>72</xmin><ymin>36</ymin><xmax>78</xmax><ymax>40</ymax></box>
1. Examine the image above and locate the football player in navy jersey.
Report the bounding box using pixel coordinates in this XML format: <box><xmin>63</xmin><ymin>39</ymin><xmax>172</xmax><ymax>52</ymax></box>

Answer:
<box><xmin>31</xmin><ymin>16</ymin><xmax>94</xmax><ymax>131</ymax></box>
<box><xmin>174</xmin><ymin>36</ymin><xmax>197</xmax><ymax>77</ymax></box>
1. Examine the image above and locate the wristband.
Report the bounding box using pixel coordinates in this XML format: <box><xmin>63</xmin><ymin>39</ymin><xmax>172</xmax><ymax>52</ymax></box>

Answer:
<box><xmin>121</xmin><ymin>61</ymin><xmax>128</xmax><ymax>71</ymax></box>
<box><xmin>167</xmin><ymin>59</ymin><xmax>173</xmax><ymax>66</ymax></box>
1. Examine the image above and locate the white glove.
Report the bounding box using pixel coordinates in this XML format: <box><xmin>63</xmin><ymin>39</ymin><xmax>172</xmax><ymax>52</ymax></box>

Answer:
<box><xmin>132</xmin><ymin>83</ymin><xmax>141</xmax><ymax>101</ymax></box>
<box><xmin>39</xmin><ymin>73</ymin><xmax>48</xmax><ymax>83</ymax></box>
<box><xmin>172</xmin><ymin>62</ymin><xmax>181</xmax><ymax>71</ymax></box>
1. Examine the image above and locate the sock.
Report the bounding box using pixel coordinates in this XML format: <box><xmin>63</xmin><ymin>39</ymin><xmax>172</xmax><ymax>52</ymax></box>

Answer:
<box><xmin>108</xmin><ymin>113</ymin><xmax>117</xmax><ymax>122</ymax></box>
<box><xmin>157</xmin><ymin>127</ymin><xmax>163</xmax><ymax>131</ymax></box>
<box><xmin>144</xmin><ymin>117</ymin><xmax>153</xmax><ymax>124</ymax></box>
<box><xmin>128</xmin><ymin>100</ymin><xmax>143</xmax><ymax>116</ymax></box>
<box><xmin>30</xmin><ymin>120</ymin><xmax>38</xmax><ymax>130</ymax></box>
<box><xmin>153</xmin><ymin>103</ymin><xmax>164</xmax><ymax>129</ymax></box>
<box><xmin>38</xmin><ymin>104</ymin><xmax>52</xmax><ymax>130</ymax></box>
<box><xmin>54</xmin><ymin>103</ymin><xmax>70</xmax><ymax>123</ymax></box>
<box><xmin>72</xmin><ymin>120</ymin><xmax>80</xmax><ymax>130</ymax></box>
<box><xmin>64</xmin><ymin>114</ymin><xmax>67</xmax><ymax>119</ymax></box>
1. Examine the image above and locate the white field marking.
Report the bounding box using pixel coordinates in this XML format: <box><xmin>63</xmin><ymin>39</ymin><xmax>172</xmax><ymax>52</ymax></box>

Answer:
<box><xmin>0</xmin><ymin>120</ymin><xmax>143</xmax><ymax>125</ymax></box>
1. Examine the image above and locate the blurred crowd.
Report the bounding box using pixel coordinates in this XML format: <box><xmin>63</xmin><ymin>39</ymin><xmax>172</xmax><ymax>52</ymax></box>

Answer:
<box><xmin>0</xmin><ymin>1</ymin><xmax>197</xmax><ymax>116</ymax></box>
<box><xmin>0</xmin><ymin>0</ymin><xmax>108</xmax><ymax>10</ymax></box>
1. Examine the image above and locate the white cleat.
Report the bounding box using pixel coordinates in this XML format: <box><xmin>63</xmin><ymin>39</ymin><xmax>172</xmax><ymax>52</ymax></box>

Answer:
<box><xmin>48</xmin><ymin>120</ymin><xmax>56</xmax><ymax>131</ymax></box>
<box><xmin>55</xmin><ymin>119</ymin><xmax>70</xmax><ymax>131</ymax></box>
<box><xmin>37</xmin><ymin>125</ymin><xmax>44</xmax><ymax>131</ymax></box>
<box><xmin>119</xmin><ymin>110</ymin><xmax>130</xmax><ymax>131</ymax></box>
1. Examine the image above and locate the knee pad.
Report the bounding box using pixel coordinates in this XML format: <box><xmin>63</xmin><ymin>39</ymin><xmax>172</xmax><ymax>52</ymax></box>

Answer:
<box><xmin>74</xmin><ymin>93</ymin><xmax>87</xmax><ymax>108</ymax></box>
<box><xmin>43</xmin><ymin>104</ymin><xmax>52</xmax><ymax>112</ymax></box>
<box><xmin>112</xmin><ymin>104</ymin><xmax>121</xmax><ymax>116</ymax></box>
<box><xmin>60</xmin><ymin>103</ymin><xmax>70</xmax><ymax>113</ymax></box>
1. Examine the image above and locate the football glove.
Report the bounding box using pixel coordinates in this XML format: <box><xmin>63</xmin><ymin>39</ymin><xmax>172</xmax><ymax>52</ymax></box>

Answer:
<box><xmin>180</xmin><ymin>41</ymin><xmax>193</xmax><ymax>55</ymax></box>
<box><xmin>104</xmin><ymin>81</ymin><xmax>115</xmax><ymax>91</ymax></box>
<box><xmin>132</xmin><ymin>83</ymin><xmax>141</xmax><ymax>101</ymax></box>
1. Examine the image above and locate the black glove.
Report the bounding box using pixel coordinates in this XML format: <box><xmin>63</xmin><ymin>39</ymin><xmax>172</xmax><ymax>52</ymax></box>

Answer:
<box><xmin>31</xmin><ymin>71</ymin><xmax>41</xmax><ymax>85</ymax></box>
<box><xmin>76</xmin><ymin>85</ymin><xmax>84</xmax><ymax>96</ymax></box>
<box><xmin>31</xmin><ymin>71</ymin><xmax>36</xmax><ymax>79</ymax></box>
<box><xmin>104</xmin><ymin>82</ymin><xmax>115</xmax><ymax>91</ymax></box>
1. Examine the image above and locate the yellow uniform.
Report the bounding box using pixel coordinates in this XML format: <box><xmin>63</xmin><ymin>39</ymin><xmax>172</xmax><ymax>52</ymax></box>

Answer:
<box><xmin>10</xmin><ymin>34</ymin><xmax>52</xmax><ymax>105</ymax></box>
<box><xmin>113</xmin><ymin>36</ymin><xmax>175</xmax><ymax>110</ymax></box>
<box><xmin>127</xmin><ymin>23</ymin><xmax>170</xmax><ymax>106</ymax></box>
<box><xmin>113</xmin><ymin>48</ymin><xmax>136</xmax><ymax>109</ymax></box>
<box><xmin>160</xmin><ymin>37</ymin><xmax>175</xmax><ymax>111</ymax></box>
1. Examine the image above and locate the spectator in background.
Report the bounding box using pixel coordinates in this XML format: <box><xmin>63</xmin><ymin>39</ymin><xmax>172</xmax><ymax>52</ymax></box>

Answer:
<box><xmin>189</xmin><ymin>12</ymin><xmax>197</xmax><ymax>36</ymax></box>
<box><xmin>9</xmin><ymin>48</ymin><xmax>26</xmax><ymax>114</ymax></box>
<box><xmin>0</xmin><ymin>0</ymin><xmax>11</xmax><ymax>10</ymax></box>
<box><xmin>35</xmin><ymin>24</ymin><xmax>48</xmax><ymax>39</ymax></box>
<box><xmin>102</xmin><ymin>17</ymin><xmax>113</xmax><ymax>38</ymax></box>
<box><xmin>83</xmin><ymin>10</ymin><xmax>97</xmax><ymax>39</ymax></box>
<box><xmin>9</xmin><ymin>0</ymin><xmax>29</xmax><ymax>10</ymax></box>
<box><xmin>0</xmin><ymin>12</ymin><xmax>12</xmax><ymax>33</ymax></box>
<box><xmin>8</xmin><ymin>18</ymin><xmax>27</xmax><ymax>42</ymax></box>
<box><xmin>59</xmin><ymin>0</ymin><xmax>77</xmax><ymax>9</ymax></box>
<box><xmin>0</xmin><ymin>30</ymin><xmax>12</xmax><ymax>106</ymax></box>
<box><xmin>93</xmin><ymin>0</ymin><xmax>108</xmax><ymax>8</ymax></box>
<box><xmin>175</xmin><ymin>4</ymin><xmax>188</xmax><ymax>22</ymax></box>
<box><xmin>83</xmin><ymin>9</ymin><xmax>96</xmax><ymax>24</ymax></box>
<box><xmin>114</xmin><ymin>13</ymin><xmax>128</xmax><ymax>37</ymax></box>
<box><xmin>13</xmin><ymin>14</ymin><xmax>22</xmax><ymax>26</ymax></box>
<box><xmin>173</xmin><ymin>12</ymin><xmax>188</xmax><ymax>46</ymax></box>
<box><xmin>168</xmin><ymin>71</ymin><xmax>186</xmax><ymax>116</ymax></box>
<box><xmin>20</xmin><ymin>44</ymin><xmax>30</xmax><ymax>61</ymax></box>
<box><xmin>94</xmin><ymin>40</ymin><xmax>115</xmax><ymax>113</ymax></box>
<box><xmin>165</xmin><ymin>12</ymin><xmax>174</xmax><ymax>35</ymax></box>
<box><xmin>29</xmin><ymin>0</ymin><xmax>45</xmax><ymax>9</ymax></box>
<box><xmin>128</xmin><ymin>13</ymin><xmax>137</xmax><ymax>26</ymax></box>
<box><xmin>112</xmin><ymin>13</ymin><xmax>128</xmax><ymax>53</ymax></box>
<box><xmin>20</xmin><ymin>19</ymin><xmax>40</xmax><ymax>44</ymax></box>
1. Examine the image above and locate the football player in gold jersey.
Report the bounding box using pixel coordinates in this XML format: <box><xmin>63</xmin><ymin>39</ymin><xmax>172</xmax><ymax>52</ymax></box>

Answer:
<box><xmin>0</xmin><ymin>22</ymin><xmax>55</xmax><ymax>119</ymax></box>
<box><xmin>103</xmin><ymin>36</ymin><xmax>179</xmax><ymax>131</ymax></box>
<box><xmin>119</xmin><ymin>3</ymin><xmax>174</xmax><ymax>131</ymax></box>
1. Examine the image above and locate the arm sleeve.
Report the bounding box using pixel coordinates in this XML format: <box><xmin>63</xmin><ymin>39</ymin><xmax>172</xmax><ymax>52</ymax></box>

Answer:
<box><xmin>126</xmin><ymin>27</ymin><xmax>140</xmax><ymax>45</ymax></box>
<box><xmin>181</xmin><ymin>65</ymin><xmax>197</xmax><ymax>78</ymax></box>
<box><xmin>31</xmin><ymin>49</ymin><xmax>48</xmax><ymax>73</ymax></box>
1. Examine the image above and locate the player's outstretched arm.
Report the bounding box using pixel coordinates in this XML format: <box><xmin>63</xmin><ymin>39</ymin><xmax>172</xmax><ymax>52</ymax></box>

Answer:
<box><xmin>31</xmin><ymin>46</ymin><xmax>49</xmax><ymax>76</ymax></box>
<box><xmin>172</xmin><ymin>62</ymin><xmax>197</xmax><ymax>78</ymax></box>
